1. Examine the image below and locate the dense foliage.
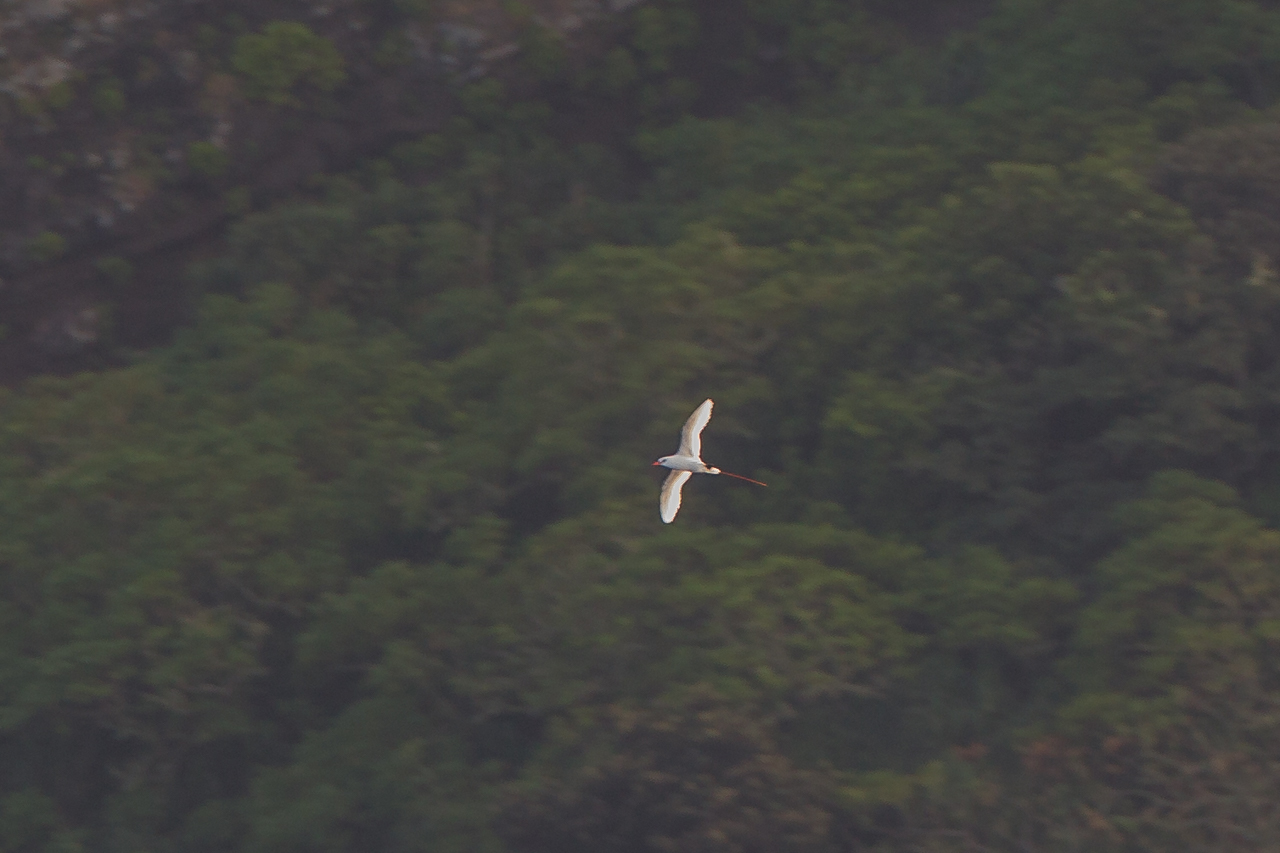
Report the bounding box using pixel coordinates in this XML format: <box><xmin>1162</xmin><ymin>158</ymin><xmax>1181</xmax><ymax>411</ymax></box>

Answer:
<box><xmin>5</xmin><ymin>0</ymin><xmax>1280</xmax><ymax>850</ymax></box>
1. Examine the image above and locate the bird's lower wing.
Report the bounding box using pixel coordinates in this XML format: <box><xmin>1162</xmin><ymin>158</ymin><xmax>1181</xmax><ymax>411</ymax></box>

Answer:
<box><xmin>660</xmin><ymin>470</ymin><xmax>693</xmax><ymax>523</ymax></box>
<box><xmin>679</xmin><ymin>399</ymin><xmax>714</xmax><ymax>458</ymax></box>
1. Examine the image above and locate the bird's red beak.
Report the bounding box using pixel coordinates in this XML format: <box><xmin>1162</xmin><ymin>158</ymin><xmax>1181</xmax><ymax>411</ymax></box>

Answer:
<box><xmin>651</xmin><ymin>460</ymin><xmax>662</xmax><ymax>466</ymax></box>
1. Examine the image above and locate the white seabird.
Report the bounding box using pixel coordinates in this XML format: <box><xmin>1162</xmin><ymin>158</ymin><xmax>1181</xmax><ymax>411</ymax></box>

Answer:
<box><xmin>652</xmin><ymin>398</ymin><xmax>766</xmax><ymax>523</ymax></box>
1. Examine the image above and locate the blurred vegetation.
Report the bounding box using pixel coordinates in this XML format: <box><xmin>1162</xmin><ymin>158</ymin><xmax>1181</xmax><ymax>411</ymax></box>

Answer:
<box><xmin>231</xmin><ymin>21</ymin><xmax>347</xmax><ymax>107</ymax></box>
<box><xmin>6</xmin><ymin>0</ymin><xmax>1280</xmax><ymax>850</ymax></box>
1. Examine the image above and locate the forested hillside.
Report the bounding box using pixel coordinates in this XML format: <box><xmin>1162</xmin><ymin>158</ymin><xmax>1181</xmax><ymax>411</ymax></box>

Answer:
<box><xmin>4</xmin><ymin>0</ymin><xmax>1280</xmax><ymax>850</ymax></box>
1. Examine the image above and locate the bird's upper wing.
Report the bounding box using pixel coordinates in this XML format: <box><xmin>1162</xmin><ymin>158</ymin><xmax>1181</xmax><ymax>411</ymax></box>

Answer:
<box><xmin>678</xmin><ymin>399</ymin><xmax>714</xmax><ymax>459</ymax></box>
<box><xmin>660</xmin><ymin>470</ymin><xmax>692</xmax><ymax>523</ymax></box>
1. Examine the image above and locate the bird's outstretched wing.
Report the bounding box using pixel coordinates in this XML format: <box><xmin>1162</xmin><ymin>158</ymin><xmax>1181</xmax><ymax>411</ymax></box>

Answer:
<box><xmin>660</xmin><ymin>470</ymin><xmax>693</xmax><ymax>523</ymax></box>
<box><xmin>678</xmin><ymin>399</ymin><xmax>714</xmax><ymax>459</ymax></box>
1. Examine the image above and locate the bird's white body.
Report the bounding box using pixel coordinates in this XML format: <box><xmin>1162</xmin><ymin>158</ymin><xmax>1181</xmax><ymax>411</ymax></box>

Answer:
<box><xmin>657</xmin><ymin>455</ymin><xmax>719</xmax><ymax>474</ymax></box>
<box><xmin>652</xmin><ymin>399</ymin><xmax>764</xmax><ymax>523</ymax></box>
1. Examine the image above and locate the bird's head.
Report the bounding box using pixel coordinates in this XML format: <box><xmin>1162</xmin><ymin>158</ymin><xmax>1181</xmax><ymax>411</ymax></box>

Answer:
<box><xmin>652</xmin><ymin>457</ymin><xmax>669</xmax><ymax>467</ymax></box>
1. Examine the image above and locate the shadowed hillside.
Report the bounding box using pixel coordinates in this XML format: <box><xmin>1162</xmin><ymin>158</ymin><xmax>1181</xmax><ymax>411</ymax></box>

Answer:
<box><xmin>2</xmin><ymin>1</ymin><xmax>1280</xmax><ymax>851</ymax></box>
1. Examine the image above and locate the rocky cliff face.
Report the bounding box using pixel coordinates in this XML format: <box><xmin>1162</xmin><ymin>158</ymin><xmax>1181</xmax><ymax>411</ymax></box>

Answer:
<box><xmin>0</xmin><ymin>0</ymin><xmax>635</xmax><ymax>377</ymax></box>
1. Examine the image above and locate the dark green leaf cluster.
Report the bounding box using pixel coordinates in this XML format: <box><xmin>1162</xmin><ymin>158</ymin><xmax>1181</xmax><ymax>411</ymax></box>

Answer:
<box><xmin>231</xmin><ymin>22</ymin><xmax>347</xmax><ymax>107</ymax></box>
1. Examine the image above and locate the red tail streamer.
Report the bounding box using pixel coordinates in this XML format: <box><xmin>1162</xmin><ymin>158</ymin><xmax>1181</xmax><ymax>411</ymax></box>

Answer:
<box><xmin>719</xmin><ymin>470</ymin><xmax>768</xmax><ymax>487</ymax></box>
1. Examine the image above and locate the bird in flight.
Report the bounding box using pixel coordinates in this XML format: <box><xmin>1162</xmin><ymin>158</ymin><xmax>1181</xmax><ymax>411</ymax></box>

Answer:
<box><xmin>652</xmin><ymin>398</ymin><xmax>766</xmax><ymax>523</ymax></box>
